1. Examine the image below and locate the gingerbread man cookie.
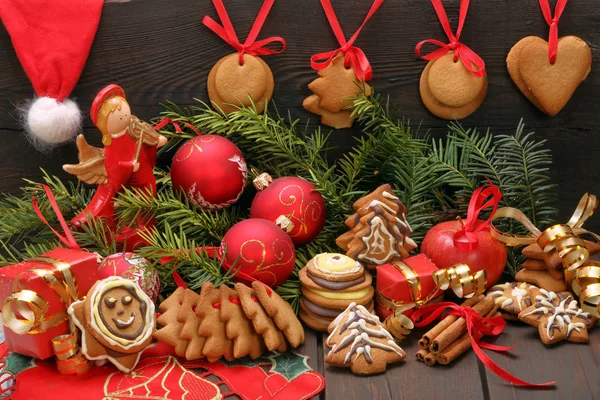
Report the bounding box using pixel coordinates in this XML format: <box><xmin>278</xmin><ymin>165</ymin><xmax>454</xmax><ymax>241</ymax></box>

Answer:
<box><xmin>68</xmin><ymin>276</ymin><xmax>156</xmax><ymax>372</ymax></box>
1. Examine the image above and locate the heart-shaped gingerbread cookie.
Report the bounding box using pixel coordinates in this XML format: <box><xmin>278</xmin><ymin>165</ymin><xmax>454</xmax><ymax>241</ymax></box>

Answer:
<box><xmin>509</xmin><ymin>36</ymin><xmax>591</xmax><ymax>116</ymax></box>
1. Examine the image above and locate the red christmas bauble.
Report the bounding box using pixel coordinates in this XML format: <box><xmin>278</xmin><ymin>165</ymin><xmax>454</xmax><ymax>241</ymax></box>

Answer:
<box><xmin>171</xmin><ymin>135</ymin><xmax>247</xmax><ymax>209</ymax></box>
<box><xmin>220</xmin><ymin>219</ymin><xmax>296</xmax><ymax>288</ymax></box>
<box><xmin>98</xmin><ymin>252</ymin><xmax>161</xmax><ymax>302</ymax></box>
<box><xmin>420</xmin><ymin>219</ymin><xmax>507</xmax><ymax>288</ymax></box>
<box><xmin>250</xmin><ymin>173</ymin><xmax>326</xmax><ymax>246</ymax></box>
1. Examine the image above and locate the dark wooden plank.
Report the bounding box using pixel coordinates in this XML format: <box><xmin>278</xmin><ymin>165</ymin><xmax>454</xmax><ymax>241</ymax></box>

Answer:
<box><xmin>0</xmin><ymin>0</ymin><xmax>599</xmax><ymax>231</ymax></box>
<box><xmin>481</xmin><ymin>322</ymin><xmax>599</xmax><ymax>400</ymax></box>
<box><xmin>321</xmin><ymin>327</ymin><xmax>487</xmax><ymax>400</ymax></box>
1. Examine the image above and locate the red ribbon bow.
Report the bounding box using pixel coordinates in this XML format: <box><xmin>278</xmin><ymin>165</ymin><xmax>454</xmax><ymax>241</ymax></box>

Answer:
<box><xmin>154</xmin><ymin>118</ymin><xmax>201</xmax><ymax>136</ymax></box>
<box><xmin>416</xmin><ymin>0</ymin><xmax>485</xmax><ymax>77</ymax></box>
<box><xmin>539</xmin><ymin>0</ymin><xmax>567</xmax><ymax>64</ymax></box>
<box><xmin>310</xmin><ymin>0</ymin><xmax>384</xmax><ymax>82</ymax></box>
<box><xmin>32</xmin><ymin>185</ymin><xmax>79</xmax><ymax>250</ymax></box>
<box><xmin>452</xmin><ymin>182</ymin><xmax>502</xmax><ymax>252</ymax></box>
<box><xmin>202</xmin><ymin>0</ymin><xmax>286</xmax><ymax>66</ymax></box>
<box><xmin>411</xmin><ymin>302</ymin><xmax>555</xmax><ymax>387</ymax></box>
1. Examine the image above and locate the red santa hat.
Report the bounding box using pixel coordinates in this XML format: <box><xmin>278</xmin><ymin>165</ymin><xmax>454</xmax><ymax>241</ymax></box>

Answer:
<box><xmin>0</xmin><ymin>0</ymin><xmax>104</xmax><ymax>149</ymax></box>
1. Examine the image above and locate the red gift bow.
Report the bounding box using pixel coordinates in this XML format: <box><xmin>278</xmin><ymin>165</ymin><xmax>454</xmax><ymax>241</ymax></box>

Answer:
<box><xmin>452</xmin><ymin>182</ymin><xmax>502</xmax><ymax>252</ymax></box>
<box><xmin>539</xmin><ymin>0</ymin><xmax>567</xmax><ymax>64</ymax></box>
<box><xmin>310</xmin><ymin>0</ymin><xmax>384</xmax><ymax>82</ymax></box>
<box><xmin>202</xmin><ymin>0</ymin><xmax>286</xmax><ymax>66</ymax></box>
<box><xmin>411</xmin><ymin>302</ymin><xmax>555</xmax><ymax>387</ymax></box>
<box><xmin>416</xmin><ymin>0</ymin><xmax>485</xmax><ymax>77</ymax></box>
<box><xmin>154</xmin><ymin>118</ymin><xmax>201</xmax><ymax>136</ymax></box>
<box><xmin>32</xmin><ymin>184</ymin><xmax>79</xmax><ymax>250</ymax></box>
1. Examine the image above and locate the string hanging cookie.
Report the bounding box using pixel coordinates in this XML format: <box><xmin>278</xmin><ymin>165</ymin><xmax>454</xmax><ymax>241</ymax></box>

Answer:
<box><xmin>416</xmin><ymin>0</ymin><xmax>487</xmax><ymax>120</ymax></box>
<box><xmin>506</xmin><ymin>0</ymin><xmax>591</xmax><ymax>116</ymax></box>
<box><xmin>303</xmin><ymin>0</ymin><xmax>384</xmax><ymax>129</ymax></box>
<box><xmin>203</xmin><ymin>0</ymin><xmax>286</xmax><ymax>114</ymax></box>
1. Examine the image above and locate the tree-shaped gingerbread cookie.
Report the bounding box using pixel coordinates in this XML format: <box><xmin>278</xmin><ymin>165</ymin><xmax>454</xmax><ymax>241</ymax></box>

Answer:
<box><xmin>303</xmin><ymin>0</ymin><xmax>384</xmax><ymax>129</ymax></box>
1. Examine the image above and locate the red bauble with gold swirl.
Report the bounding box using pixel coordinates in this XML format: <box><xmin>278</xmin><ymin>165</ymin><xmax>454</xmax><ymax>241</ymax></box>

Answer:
<box><xmin>220</xmin><ymin>218</ymin><xmax>296</xmax><ymax>288</ymax></box>
<box><xmin>250</xmin><ymin>173</ymin><xmax>326</xmax><ymax>246</ymax></box>
<box><xmin>171</xmin><ymin>135</ymin><xmax>247</xmax><ymax>210</ymax></box>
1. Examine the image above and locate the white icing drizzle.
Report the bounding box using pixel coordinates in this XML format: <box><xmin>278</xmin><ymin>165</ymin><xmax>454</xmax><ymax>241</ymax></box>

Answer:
<box><xmin>358</xmin><ymin>216</ymin><xmax>398</xmax><ymax>264</ymax></box>
<box><xmin>313</xmin><ymin>253</ymin><xmax>362</xmax><ymax>275</ymax></box>
<box><xmin>511</xmin><ymin>286</ymin><xmax>528</xmax><ymax>312</ymax></box>
<box><xmin>382</xmin><ymin>191</ymin><xmax>399</xmax><ymax>201</ymax></box>
<box><xmin>501</xmin><ymin>298</ymin><xmax>513</xmax><ymax>308</ymax></box>
<box><xmin>364</xmin><ymin>200</ymin><xmax>397</xmax><ymax>215</ymax></box>
<box><xmin>521</xmin><ymin>290</ymin><xmax>590</xmax><ymax>340</ymax></box>
<box><xmin>326</xmin><ymin>303</ymin><xmax>404</xmax><ymax>364</ymax></box>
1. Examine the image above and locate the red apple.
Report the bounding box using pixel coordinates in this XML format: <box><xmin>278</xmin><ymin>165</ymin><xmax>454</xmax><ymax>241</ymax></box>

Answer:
<box><xmin>420</xmin><ymin>219</ymin><xmax>507</xmax><ymax>287</ymax></box>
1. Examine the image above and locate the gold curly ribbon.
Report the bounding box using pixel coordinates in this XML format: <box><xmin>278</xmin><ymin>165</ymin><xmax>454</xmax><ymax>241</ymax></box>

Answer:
<box><xmin>2</xmin><ymin>257</ymin><xmax>79</xmax><ymax>334</ymax></box>
<box><xmin>490</xmin><ymin>193</ymin><xmax>600</xmax><ymax>317</ymax></box>
<box><xmin>381</xmin><ymin>261</ymin><xmax>487</xmax><ymax>341</ymax></box>
<box><xmin>52</xmin><ymin>333</ymin><xmax>91</xmax><ymax>375</ymax></box>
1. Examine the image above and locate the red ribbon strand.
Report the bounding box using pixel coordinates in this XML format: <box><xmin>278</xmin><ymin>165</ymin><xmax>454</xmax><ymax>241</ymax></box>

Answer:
<box><xmin>538</xmin><ymin>0</ymin><xmax>567</xmax><ymax>64</ymax></box>
<box><xmin>32</xmin><ymin>185</ymin><xmax>79</xmax><ymax>250</ymax></box>
<box><xmin>411</xmin><ymin>302</ymin><xmax>555</xmax><ymax>387</ymax></box>
<box><xmin>203</xmin><ymin>0</ymin><xmax>286</xmax><ymax>65</ymax></box>
<box><xmin>310</xmin><ymin>0</ymin><xmax>384</xmax><ymax>82</ymax></box>
<box><xmin>154</xmin><ymin>118</ymin><xmax>201</xmax><ymax>136</ymax></box>
<box><xmin>416</xmin><ymin>0</ymin><xmax>485</xmax><ymax>77</ymax></box>
<box><xmin>453</xmin><ymin>182</ymin><xmax>502</xmax><ymax>251</ymax></box>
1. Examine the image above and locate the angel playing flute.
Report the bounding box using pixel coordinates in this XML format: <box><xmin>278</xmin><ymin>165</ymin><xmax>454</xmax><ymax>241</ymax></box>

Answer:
<box><xmin>63</xmin><ymin>85</ymin><xmax>167</xmax><ymax>242</ymax></box>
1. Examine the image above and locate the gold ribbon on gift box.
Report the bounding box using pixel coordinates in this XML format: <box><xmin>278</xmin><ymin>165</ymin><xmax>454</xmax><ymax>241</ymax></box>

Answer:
<box><xmin>1</xmin><ymin>256</ymin><xmax>79</xmax><ymax>335</ymax></box>
<box><xmin>491</xmin><ymin>193</ymin><xmax>600</xmax><ymax>317</ymax></box>
<box><xmin>381</xmin><ymin>260</ymin><xmax>487</xmax><ymax>341</ymax></box>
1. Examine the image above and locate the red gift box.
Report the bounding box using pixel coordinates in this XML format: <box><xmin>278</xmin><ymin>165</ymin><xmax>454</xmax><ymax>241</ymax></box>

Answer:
<box><xmin>375</xmin><ymin>254</ymin><xmax>442</xmax><ymax>320</ymax></box>
<box><xmin>0</xmin><ymin>248</ymin><xmax>98</xmax><ymax>359</ymax></box>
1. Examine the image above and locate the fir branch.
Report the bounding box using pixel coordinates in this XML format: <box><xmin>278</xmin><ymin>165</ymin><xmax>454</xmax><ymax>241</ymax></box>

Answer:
<box><xmin>137</xmin><ymin>224</ymin><xmax>238</xmax><ymax>291</ymax></box>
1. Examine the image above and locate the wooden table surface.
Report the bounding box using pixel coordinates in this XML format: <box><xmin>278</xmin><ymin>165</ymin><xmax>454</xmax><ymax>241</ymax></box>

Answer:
<box><xmin>299</xmin><ymin>324</ymin><xmax>600</xmax><ymax>400</ymax></box>
<box><xmin>1</xmin><ymin>0</ymin><xmax>600</xmax><ymax>398</ymax></box>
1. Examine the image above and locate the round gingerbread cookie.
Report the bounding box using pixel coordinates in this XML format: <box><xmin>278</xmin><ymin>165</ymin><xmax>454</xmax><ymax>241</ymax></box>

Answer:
<box><xmin>420</xmin><ymin>58</ymin><xmax>488</xmax><ymax>120</ymax></box>
<box><xmin>299</xmin><ymin>300</ymin><xmax>375</xmax><ymax>332</ymax></box>
<box><xmin>301</xmin><ymin>285</ymin><xmax>374</xmax><ymax>310</ymax></box>
<box><xmin>427</xmin><ymin>52</ymin><xmax>484</xmax><ymax>107</ymax></box>
<box><xmin>299</xmin><ymin>267</ymin><xmax>372</xmax><ymax>292</ymax></box>
<box><xmin>306</xmin><ymin>253</ymin><xmax>365</xmax><ymax>282</ymax></box>
<box><xmin>207</xmin><ymin>53</ymin><xmax>274</xmax><ymax>114</ymax></box>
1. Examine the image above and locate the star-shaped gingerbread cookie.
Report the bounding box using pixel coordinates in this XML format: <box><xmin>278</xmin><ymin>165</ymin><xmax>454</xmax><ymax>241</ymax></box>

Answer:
<box><xmin>518</xmin><ymin>287</ymin><xmax>597</xmax><ymax>345</ymax></box>
<box><xmin>487</xmin><ymin>282</ymin><xmax>536</xmax><ymax>320</ymax></box>
<box><xmin>68</xmin><ymin>276</ymin><xmax>156</xmax><ymax>372</ymax></box>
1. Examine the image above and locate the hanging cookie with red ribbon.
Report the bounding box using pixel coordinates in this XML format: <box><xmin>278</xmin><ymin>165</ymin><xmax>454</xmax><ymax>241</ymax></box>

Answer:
<box><xmin>303</xmin><ymin>0</ymin><xmax>383</xmax><ymax>129</ymax></box>
<box><xmin>203</xmin><ymin>0</ymin><xmax>286</xmax><ymax>114</ymax></box>
<box><xmin>507</xmin><ymin>0</ymin><xmax>591</xmax><ymax>116</ymax></box>
<box><xmin>417</xmin><ymin>0</ymin><xmax>487</xmax><ymax>120</ymax></box>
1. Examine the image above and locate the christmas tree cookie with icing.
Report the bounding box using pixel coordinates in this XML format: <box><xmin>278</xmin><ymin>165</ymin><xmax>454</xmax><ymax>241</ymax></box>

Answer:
<box><xmin>68</xmin><ymin>276</ymin><xmax>156</xmax><ymax>372</ymax></box>
<box><xmin>336</xmin><ymin>184</ymin><xmax>417</xmax><ymax>268</ymax></box>
<box><xmin>325</xmin><ymin>302</ymin><xmax>406</xmax><ymax>375</ymax></box>
<box><xmin>299</xmin><ymin>253</ymin><xmax>374</xmax><ymax>332</ymax></box>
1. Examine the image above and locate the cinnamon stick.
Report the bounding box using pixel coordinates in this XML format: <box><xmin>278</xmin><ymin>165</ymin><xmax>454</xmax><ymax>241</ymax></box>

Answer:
<box><xmin>419</xmin><ymin>295</ymin><xmax>482</xmax><ymax>350</ymax></box>
<box><xmin>424</xmin><ymin>352</ymin><xmax>437</xmax><ymax>366</ymax></box>
<box><xmin>415</xmin><ymin>348</ymin><xmax>429</xmax><ymax>362</ymax></box>
<box><xmin>430</xmin><ymin>296</ymin><xmax>495</xmax><ymax>354</ymax></box>
<box><xmin>436</xmin><ymin>306</ymin><xmax>500</xmax><ymax>365</ymax></box>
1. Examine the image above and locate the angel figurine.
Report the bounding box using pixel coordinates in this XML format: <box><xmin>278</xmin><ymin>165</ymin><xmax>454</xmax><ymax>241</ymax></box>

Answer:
<box><xmin>63</xmin><ymin>84</ymin><xmax>167</xmax><ymax>247</ymax></box>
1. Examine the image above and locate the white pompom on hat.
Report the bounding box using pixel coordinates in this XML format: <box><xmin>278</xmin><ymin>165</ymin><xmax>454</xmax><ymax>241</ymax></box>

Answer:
<box><xmin>0</xmin><ymin>0</ymin><xmax>104</xmax><ymax>149</ymax></box>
